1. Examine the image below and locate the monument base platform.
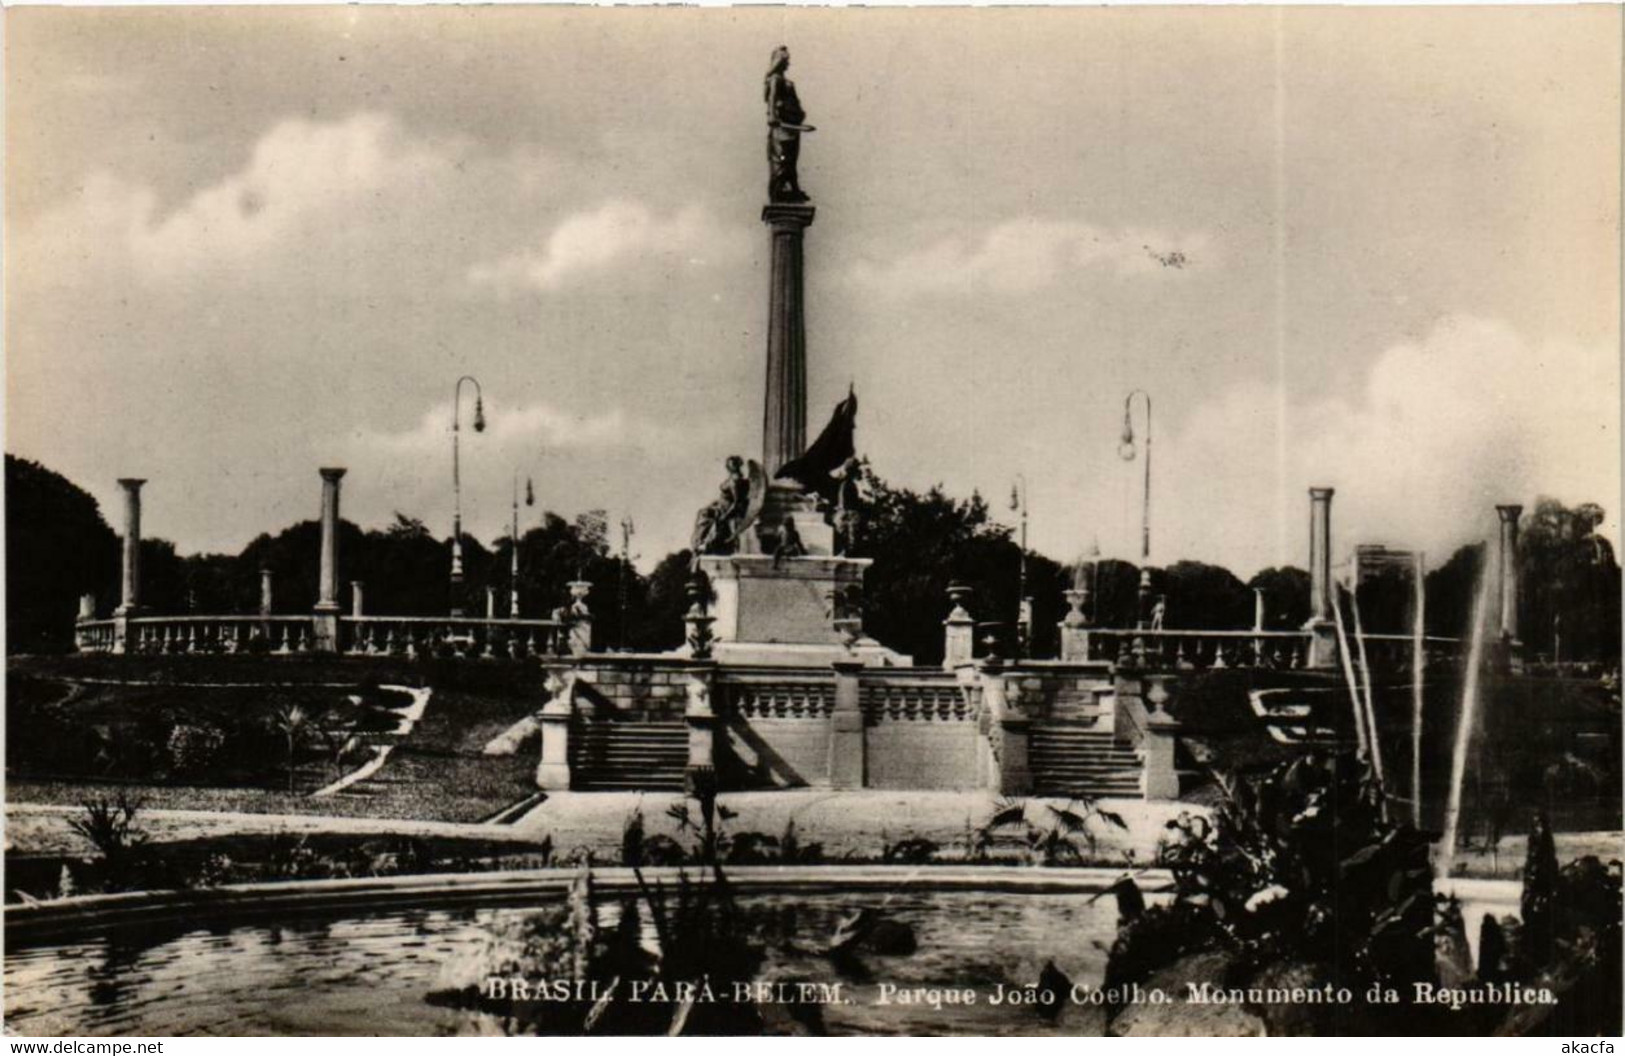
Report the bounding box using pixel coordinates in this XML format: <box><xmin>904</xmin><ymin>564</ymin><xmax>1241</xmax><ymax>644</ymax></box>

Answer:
<box><xmin>695</xmin><ymin>553</ymin><xmax>910</xmax><ymax>668</ymax></box>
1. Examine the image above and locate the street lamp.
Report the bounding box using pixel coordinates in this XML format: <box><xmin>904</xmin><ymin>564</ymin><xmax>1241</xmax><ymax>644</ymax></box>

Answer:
<box><xmin>1010</xmin><ymin>474</ymin><xmax>1031</xmax><ymax>656</ymax></box>
<box><xmin>510</xmin><ymin>471</ymin><xmax>533</xmax><ymax>618</ymax></box>
<box><xmin>450</xmin><ymin>375</ymin><xmax>486</xmax><ymax>616</ymax></box>
<box><xmin>1118</xmin><ymin>389</ymin><xmax>1152</xmax><ymax>629</ymax></box>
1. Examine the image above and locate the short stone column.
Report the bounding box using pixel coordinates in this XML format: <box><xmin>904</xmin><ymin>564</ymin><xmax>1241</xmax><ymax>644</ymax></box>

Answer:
<box><xmin>535</xmin><ymin>668</ymin><xmax>575</xmax><ymax>790</ymax></box>
<box><xmin>943</xmin><ymin>583</ymin><xmax>975</xmax><ymax>670</ymax></box>
<box><xmin>259</xmin><ymin>568</ymin><xmax>275</xmax><ymax>617</ymax></box>
<box><xmin>350</xmin><ymin>581</ymin><xmax>365</xmax><ymax>618</ymax></box>
<box><xmin>75</xmin><ymin>594</ymin><xmax>97</xmax><ymax>651</ymax></box>
<box><xmin>683</xmin><ymin>575</ymin><xmax>716</xmax><ymax>659</ymax></box>
<box><xmin>828</xmin><ymin>660</ymin><xmax>866</xmax><ymax>789</ymax></box>
<box><xmin>979</xmin><ymin>658</ymin><xmax>1032</xmax><ymax>795</ymax></box>
<box><xmin>1304</xmin><ymin>486</ymin><xmax>1338</xmax><ymax>669</ymax></box>
<box><xmin>684</xmin><ymin>664</ymin><xmax>719</xmax><ymax>792</ymax></box>
<box><xmin>1495</xmin><ymin>505</ymin><xmax>1522</xmax><ymax>644</ymax></box>
<box><xmin>312</xmin><ymin>468</ymin><xmax>346</xmax><ymax>653</ymax></box>
<box><xmin>111</xmin><ymin>478</ymin><xmax>145</xmax><ymax>654</ymax></box>
<box><xmin>486</xmin><ymin>586</ymin><xmax>498</xmax><ymax>620</ymax></box>
<box><xmin>1142</xmin><ymin>675</ymin><xmax>1181</xmax><ymax>799</ymax></box>
<box><xmin>566</xmin><ymin>580</ymin><xmax>593</xmax><ymax>656</ymax></box>
<box><xmin>1059</xmin><ymin>587</ymin><xmax>1091</xmax><ymax>661</ymax></box>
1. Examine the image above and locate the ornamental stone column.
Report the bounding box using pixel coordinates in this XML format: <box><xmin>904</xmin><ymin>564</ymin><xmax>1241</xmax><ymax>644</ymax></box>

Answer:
<box><xmin>313</xmin><ymin>468</ymin><xmax>346</xmax><ymax>652</ymax></box>
<box><xmin>828</xmin><ymin>659</ymin><xmax>866</xmax><ymax>789</ymax></box>
<box><xmin>351</xmin><ymin>581</ymin><xmax>365</xmax><ymax>618</ymax></box>
<box><xmin>761</xmin><ymin>203</ymin><xmax>815</xmax><ymax>475</ymax></box>
<box><xmin>260</xmin><ymin>568</ymin><xmax>275</xmax><ymax>616</ymax></box>
<box><xmin>943</xmin><ymin>583</ymin><xmax>976</xmax><ymax>670</ymax></box>
<box><xmin>1495</xmin><ymin>504</ymin><xmax>1522</xmax><ymax>645</ymax></box>
<box><xmin>1305</xmin><ymin>487</ymin><xmax>1338</xmax><ymax>669</ymax></box>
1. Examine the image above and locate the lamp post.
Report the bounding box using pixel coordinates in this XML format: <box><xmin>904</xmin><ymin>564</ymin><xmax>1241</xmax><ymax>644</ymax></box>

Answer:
<box><xmin>1011</xmin><ymin>473</ymin><xmax>1031</xmax><ymax>657</ymax></box>
<box><xmin>450</xmin><ymin>375</ymin><xmax>486</xmax><ymax>616</ymax></box>
<box><xmin>1118</xmin><ymin>389</ymin><xmax>1152</xmax><ymax>629</ymax></box>
<box><xmin>509</xmin><ymin>472</ymin><xmax>533</xmax><ymax>618</ymax></box>
<box><xmin>619</xmin><ymin>516</ymin><xmax>637</xmax><ymax>652</ymax></box>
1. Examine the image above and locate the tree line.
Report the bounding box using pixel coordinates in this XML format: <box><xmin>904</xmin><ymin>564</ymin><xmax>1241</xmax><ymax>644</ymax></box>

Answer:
<box><xmin>7</xmin><ymin>454</ymin><xmax>1618</xmax><ymax>665</ymax></box>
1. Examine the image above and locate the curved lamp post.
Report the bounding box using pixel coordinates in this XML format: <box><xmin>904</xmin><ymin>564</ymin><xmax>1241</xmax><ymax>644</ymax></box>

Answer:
<box><xmin>450</xmin><ymin>375</ymin><xmax>486</xmax><ymax>615</ymax></box>
<box><xmin>1118</xmin><ymin>389</ymin><xmax>1152</xmax><ymax>630</ymax></box>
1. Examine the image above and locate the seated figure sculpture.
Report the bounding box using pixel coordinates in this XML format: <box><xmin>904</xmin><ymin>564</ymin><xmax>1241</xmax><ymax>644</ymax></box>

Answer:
<box><xmin>691</xmin><ymin>456</ymin><xmax>763</xmax><ymax>567</ymax></box>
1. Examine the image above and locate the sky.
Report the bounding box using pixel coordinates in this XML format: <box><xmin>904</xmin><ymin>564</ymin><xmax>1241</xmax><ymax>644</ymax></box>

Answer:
<box><xmin>6</xmin><ymin>6</ymin><xmax>1620</xmax><ymax>578</ymax></box>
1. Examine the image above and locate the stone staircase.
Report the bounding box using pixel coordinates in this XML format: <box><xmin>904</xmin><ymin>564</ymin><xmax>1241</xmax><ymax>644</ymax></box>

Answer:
<box><xmin>1028</xmin><ymin>723</ymin><xmax>1145</xmax><ymax>799</ymax></box>
<box><xmin>569</xmin><ymin>720</ymin><xmax>688</xmax><ymax>791</ymax></box>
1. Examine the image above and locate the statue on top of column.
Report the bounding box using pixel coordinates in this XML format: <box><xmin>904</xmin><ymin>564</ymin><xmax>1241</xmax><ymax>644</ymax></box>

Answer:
<box><xmin>765</xmin><ymin>46</ymin><xmax>814</xmax><ymax>204</ymax></box>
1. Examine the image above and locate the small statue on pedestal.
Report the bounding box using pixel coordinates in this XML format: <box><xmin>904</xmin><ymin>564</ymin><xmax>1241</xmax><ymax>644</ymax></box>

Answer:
<box><xmin>828</xmin><ymin>456</ymin><xmax>867</xmax><ymax>555</ymax></box>
<box><xmin>772</xmin><ymin>515</ymin><xmax>806</xmax><ymax>569</ymax></box>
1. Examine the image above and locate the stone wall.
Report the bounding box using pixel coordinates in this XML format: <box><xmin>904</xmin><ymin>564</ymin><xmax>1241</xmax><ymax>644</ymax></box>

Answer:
<box><xmin>546</xmin><ymin>655</ymin><xmax>1150</xmax><ymax>796</ymax></box>
<box><xmin>570</xmin><ymin>655</ymin><xmax>706</xmax><ymax>721</ymax></box>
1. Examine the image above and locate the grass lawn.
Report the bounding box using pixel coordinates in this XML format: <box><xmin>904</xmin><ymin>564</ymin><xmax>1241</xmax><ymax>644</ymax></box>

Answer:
<box><xmin>6</xmin><ymin>660</ymin><xmax>544</xmax><ymax>825</ymax></box>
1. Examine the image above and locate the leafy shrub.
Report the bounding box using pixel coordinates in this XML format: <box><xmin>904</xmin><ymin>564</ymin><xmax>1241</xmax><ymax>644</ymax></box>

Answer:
<box><xmin>881</xmin><ymin>836</ymin><xmax>939</xmax><ymax>864</ymax></box>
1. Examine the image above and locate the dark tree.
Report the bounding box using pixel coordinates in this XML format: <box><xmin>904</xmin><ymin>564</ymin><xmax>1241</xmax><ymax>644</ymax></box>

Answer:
<box><xmin>1518</xmin><ymin>499</ymin><xmax>1621</xmax><ymax>664</ymax></box>
<box><xmin>1155</xmin><ymin>560</ymin><xmax>1253</xmax><ymax>629</ymax></box>
<box><xmin>4</xmin><ymin>456</ymin><xmax>119</xmax><ymax>652</ymax></box>
<box><xmin>1247</xmin><ymin>566</ymin><xmax>1311</xmax><ymax>630</ymax></box>
<box><xmin>1425</xmin><ymin>542</ymin><xmax>1488</xmax><ymax>641</ymax></box>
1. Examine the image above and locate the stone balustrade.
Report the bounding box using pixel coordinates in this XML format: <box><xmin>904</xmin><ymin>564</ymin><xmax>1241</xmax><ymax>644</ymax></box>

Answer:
<box><xmin>1079</xmin><ymin>627</ymin><xmax>1460</xmax><ymax>672</ymax></box>
<box><xmin>339</xmin><ymin>616</ymin><xmax>565</xmax><ymax>659</ymax></box>
<box><xmin>70</xmin><ymin>615</ymin><xmax>318</xmax><ymax>655</ymax></box>
<box><xmin>73</xmin><ymin>613</ymin><xmax>567</xmax><ymax>657</ymax></box>
<box><xmin>74</xmin><ymin>620</ymin><xmax>117</xmax><ymax>653</ymax></box>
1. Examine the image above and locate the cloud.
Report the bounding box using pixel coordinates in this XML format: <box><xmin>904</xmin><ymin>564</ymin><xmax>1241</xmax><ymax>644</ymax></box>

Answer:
<box><xmin>466</xmin><ymin>200</ymin><xmax>750</xmax><ymax>294</ymax></box>
<box><xmin>21</xmin><ymin>113</ymin><xmax>467</xmax><ymax>284</ymax></box>
<box><xmin>846</xmin><ymin>218</ymin><xmax>1213</xmax><ymax>296</ymax></box>
<box><xmin>351</xmin><ymin>398</ymin><xmax>687</xmax><ymax>461</ymax></box>
<box><xmin>1153</xmin><ymin>314</ymin><xmax>1619</xmax><ymax>575</ymax></box>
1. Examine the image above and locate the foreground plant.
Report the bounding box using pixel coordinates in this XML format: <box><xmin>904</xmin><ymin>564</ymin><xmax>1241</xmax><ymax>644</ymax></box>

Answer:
<box><xmin>1098</xmin><ymin>751</ymin><xmax>1621</xmax><ymax>1036</ymax></box>
<box><xmin>67</xmin><ymin>793</ymin><xmax>148</xmax><ymax>892</ymax></box>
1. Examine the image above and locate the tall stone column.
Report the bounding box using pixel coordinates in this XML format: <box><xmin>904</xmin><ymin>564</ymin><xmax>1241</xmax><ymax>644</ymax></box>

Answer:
<box><xmin>1495</xmin><ymin>504</ymin><xmax>1522</xmax><ymax>644</ymax></box>
<box><xmin>115</xmin><ymin>479</ymin><xmax>145</xmax><ymax>614</ymax></box>
<box><xmin>1308</xmin><ymin>487</ymin><xmax>1335</xmax><ymax>621</ymax></box>
<box><xmin>314</xmin><ymin>468</ymin><xmax>346</xmax><ymax>652</ymax></box>
<box><xmin>761</xmin><ymin>203</ymin><xmax>815</xmax><ymax>475</ymax></box>
<box><xmin>110</xmin><ymin>478</ymin><xmax>145</xmax><ymax>654</ymax></box>
<box><xmin>1305</xmin><ymin>486</ymin><xmax>1338</xmax><ymax>669</ymax></box>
